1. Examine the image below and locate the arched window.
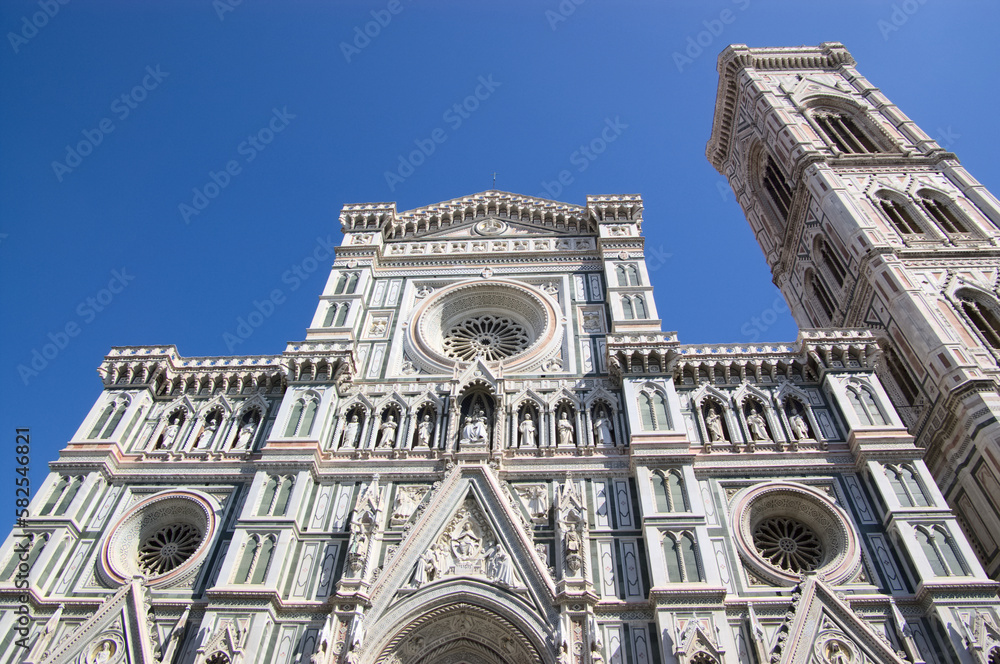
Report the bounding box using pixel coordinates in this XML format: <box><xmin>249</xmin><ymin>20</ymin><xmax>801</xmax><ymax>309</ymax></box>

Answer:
<box><xmin>88</xmin><ymin>403</ymin><xmax>115</xmax><ymax>439</ymax></box>
<box><xmin>664</xmin><ymin>531</ymin><xmax>701</xmax><ymax>582</ymax></box>
<box><xmin>616</xmin><ymin>264</ymin><xmax>639</xmax><ymax>286</ymax></box>
<box><xmin>323</xmin><ymin>303</ymin><xmax>338</xmax><ymax>327</ymax></box>
<box><xmin>763</xmin><ymin>155</ymin><xmax>794</xmax><ymax>221</ymax></box>
<box><xmin>622</xmin><ymin>296</ymin><xmax>634</xmax><ymax>320</ymax></box>
<box><xmin>285</xmin><ymin>395</ymin><xmax>319</xmax><ymax>437</ymax></box>
<box><xmin>640</xmin><ymin>391</ymin><xmax>670</xmax><ymax>431</ymax></box>
<box><xmin>273</xmin><ymin>477</ymin><xmax>293</xmax><ymax>516</ymax></box>
<box><xmin>887</xmin><ymin>464</ymin><xmax>929</xmax><ymax>507</ymax></box>
<box><xmin>918</xmin><ymin>191</ymin><xmax>969</xmax><ymax>234</ymax></box>
<box><xmin>806</xmin><ymin>270</ymin><xmax>837</xmax><ymax>323</ymax></box>
<box><xmin>916</xmin><ymin>526</ymin><xmax>967</xmax><ymax>576</ymax></box>
<box><xmin>235</xmin><ymin>536</ymin><xmax>258</xmax><ymax>583</ymax></box>
<box><xmin>812</xmin><ymin>111</ymin><xmax>880</xmax><ymax>154</ymax></box>
<box><xmin>817</xmin><ymin>238</ymin><xmax>847</xmax><ymax>288</ymax></box>
<box><xmin>250</xmin><ymin>535</ymin><xmax>275</xmax><ymax>584</ymax></box>
<box><xmin>877</xmin><ymin>194</ymin><xmax>924</xmax><ymax>236</ymax></box>
<box><xmin>335</xmin><ymin>272</ymin><xmax>360</xmax><ymax>295</ymax></box>
<box><xmin>53</xmin><ymin>476</ymin><xmax>83</xmax><ymax>516</ymax></box>
<box><xmin>258</xmin><ymin>477</ymin><xmax>277</xmax><ymax>516</ymax></box>
<box><xmin>2</xmin><ymin>534</ymin><xmax>46</xmax><ymax>580</ymax></box>
<box><xmin>845</xmin><ymin>384</ymin><xmax>887</xmax><ymax>426</ymax></box>
<box><xmin>654</xmin><ymin>470</ymin><xmax>686</xmax><ymax>512</ymax></box>
<box><xmin>634</xmin><ymin>295</ymin><xmax>647</xmax><ymax>319</ymax></box>
<box><xmin>336</xmin><ymin>302</ymin><xmax>350</xmax><ymax>326</ymax></box>
<box><xmin>957</xmin><ymin>291</ymin><xmax>1000</xmax><ymax>350</ymax></box>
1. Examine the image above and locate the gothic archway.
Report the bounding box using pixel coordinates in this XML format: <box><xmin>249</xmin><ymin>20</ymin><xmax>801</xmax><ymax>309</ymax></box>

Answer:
<box><xmin>375</xmin><ymin>602</ymin><xmax>548</xmax><ymax>664</ymax></box>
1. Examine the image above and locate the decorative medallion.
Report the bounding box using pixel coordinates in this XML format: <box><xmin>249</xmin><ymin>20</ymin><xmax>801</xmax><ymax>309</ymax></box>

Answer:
<box><xmin>474</xmin><ymin>218</ymin><xmax>507</xmax><ymax>236</ymax></box>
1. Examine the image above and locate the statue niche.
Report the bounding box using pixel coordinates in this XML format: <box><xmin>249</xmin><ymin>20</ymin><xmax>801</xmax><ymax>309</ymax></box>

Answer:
<box><xmin>457</xmin><ymin>392</ymin><xmax>496</xmax><ymax>451</ymax></box>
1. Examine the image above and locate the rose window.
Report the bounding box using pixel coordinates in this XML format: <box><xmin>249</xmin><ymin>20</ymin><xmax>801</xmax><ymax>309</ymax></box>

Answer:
<box><xmin>752</xmin><ymin>516</ymin><xmax>822</xmax><ymax>573</ymax></box>
<box><xmin>442</xmin><ymin>316</ymin><xmax>531</xmax><ymax>362</ymax></box>
<box><xmin>137</xmin><ymin>523</ymin><xmax>202</xmax><ymax>575</ymax></box>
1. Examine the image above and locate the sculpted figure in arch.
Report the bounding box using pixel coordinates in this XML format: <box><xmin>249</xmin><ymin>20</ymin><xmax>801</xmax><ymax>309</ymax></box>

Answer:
<box><xmin>235</xmin><ymin>417</ymin><xmax>256</xmax><ymax>450</ymax></box>
<box><xmin>195</xmin><ymin>417</ymin><xmax>218</xmax><ymax>449</ymax></box>
<box><xmin>705</xmin><ymin>406</ymin><xmax>726</xmax><ymax>442</ymax></box>
<box><xmin>747</xmin><ymin>410</ymin><xmax>770</xmax><ymax>442</ymax></box>
<box><xmin>342</xmin><ymin>413</ymin><xmax>361</xmax><ymax>449</ymax></box>
<box><xmin>461</xmin><ymin>408</ymin><xmax>489</xmax><ymax>445</ymax></box>
<box><xmin>378</xmin><ymin>414</ymin><xmax>398</xmax><ymax>448</ymax></box>
<box><xmin>518</xmin><ymin>412</ymin><xmax>537</xmax><ymax>448</ymax></box>
<box><xmin>790</xmin><ymin>413</ymin><xmax>811</xmax><ymax>440</ymax></box>
<box><xmin>593</xmin><ymin>411</ymin><xmax>614</xmax><ymax>446</ymax></box>
<box><xmin>417</xmin><ymin>414</ymin><xmax>434</xmax><ymax>448</ymax></box>
<box><xmin>159</xmin><ymin>413</ymin><xmax>182</xmax><ymax>450</ymax></box>
<box><xmin>557</xmin><ymin>411</ymin><xmax>575</xmax><ymax>447</ymax></box>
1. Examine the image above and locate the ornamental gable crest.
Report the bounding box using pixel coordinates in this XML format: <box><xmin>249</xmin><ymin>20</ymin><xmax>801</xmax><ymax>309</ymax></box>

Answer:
<box><xmin>27</xmin><ymin>578</ymin><xmax>162</xmax><ymax>664</ymax></box>
<box><xmin>771</xmin><ymin>577</ymin><xmax>908</xmax><ymax>664</ymax></box>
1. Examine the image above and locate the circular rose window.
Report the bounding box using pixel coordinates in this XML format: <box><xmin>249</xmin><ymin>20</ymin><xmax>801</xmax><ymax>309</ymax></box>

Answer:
<box><xmin>407</xmin><ymin>279</ymin><xmax>562</xmax><ymax>373</ymax></box>
<box><xmin>443</xmin><ymin>315</ymin><xmax>531</xmax><ymax>361</ymax></box>
<box><xmin>730</xmin><ymin>482</ymin><xmax>861</xmax><ymax>586</ymax></box>
<box><xmin>101</xmin><ymin>490</ymin><xmax>217</xmax><ymax>588</ymax></box>
<box><xmin>752</xmin><ymin>516</ymin><xmax>822</xmax><ymax>573</ymax></box>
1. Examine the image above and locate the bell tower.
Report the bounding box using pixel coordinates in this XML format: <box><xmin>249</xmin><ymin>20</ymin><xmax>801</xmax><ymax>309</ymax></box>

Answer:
<box><xmin>707</xmin><ymin>42</ymin><xmax>1000</xmax><ymax>577</ymax></box>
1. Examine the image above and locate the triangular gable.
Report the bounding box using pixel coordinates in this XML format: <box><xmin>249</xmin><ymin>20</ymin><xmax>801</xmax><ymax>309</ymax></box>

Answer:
<box><xmin>365</xmin><ymin>465</ymin><xmax>557</xmax><ymax>624</ymax></box>
<box><xmin>773</xmin><ymin>576</ymin><xmax>907</xmax><ymax>664</ymax></box>
<box><xmin>29</xmin><ymin>578</ymin><xmax>162</xmax><ymax>664</ymax></box>
<box><xmin>379</xmin><ymin>190</ymin><xmax>595</xmax><ymax>240</ymax></box>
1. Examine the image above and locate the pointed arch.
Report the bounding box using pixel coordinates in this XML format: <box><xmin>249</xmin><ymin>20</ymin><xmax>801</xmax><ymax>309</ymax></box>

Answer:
<box><xmin>955</xmin><ymin>287</ymin><xmax>1000</xmax><ymax>351</ymax></box>
<box><xmin>875</xmin><ymin>189</ymin><xmax>928</xmax><ymax>237</ymax></box>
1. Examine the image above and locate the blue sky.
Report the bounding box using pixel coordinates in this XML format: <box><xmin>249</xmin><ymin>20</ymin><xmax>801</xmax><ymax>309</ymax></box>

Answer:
<box><xmin>2</xmin><ymin>0</ymin><xmax>998</xmax><ymax>523</ymax></box>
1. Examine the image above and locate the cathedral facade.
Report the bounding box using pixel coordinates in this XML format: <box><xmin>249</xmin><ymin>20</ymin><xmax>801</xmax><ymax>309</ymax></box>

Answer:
<box><xmin>3</xmin><ymin>43</ymin><xmax>1000</xmax><ymax>664</ymax></box>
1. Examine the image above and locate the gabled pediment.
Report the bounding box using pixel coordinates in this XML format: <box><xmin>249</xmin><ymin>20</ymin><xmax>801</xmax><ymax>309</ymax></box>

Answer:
<box><xmin>365</xmin><ymin>465</ymin><xmax>557</xmax><ymax>626</ymax></box>
<box><xmin>381</xmin><ymin>190</ymin><xmax>595</xmax><ymax>239</ymax></box>
<box><xmin>29</xmin><ymin>578</ymin><xmax>162</xmax><ymax>664</ymax></box>
<box><xmin>772</xmin><ymin>576</ymin><xmax>907</xmax><ymax>664</ymax></box>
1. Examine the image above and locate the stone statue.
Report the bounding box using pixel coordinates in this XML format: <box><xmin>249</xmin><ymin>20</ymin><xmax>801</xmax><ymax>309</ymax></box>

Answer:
<box><xmin>747</xmin><ymin>411</ymin><xmax>770</xmax><ymax>441</ymax></box>
<box><xmin>461</xmin><ymin>408</ymin><xmax>488</xmax><ymax>445</ymax></box>
<box><xmin>235</xmin><ymin>419</ymin><xmax>255</xmax><ymax>450</ymax></box>
<box><xmin>195</xmin><ymin>418</ymin><xmax>218</xmax><ymax>449</ymax></box>
<box><xmin>417</xmin><ymin>414</ymin><xmax>434</xmax><ymax>448</ymax></box>
<box><xmin>705</xmin><ymin>407</ymin><xmax>725</xmax><ymax>442</ymax></box>
<box><xmin>412</xmin><ymin>550</ymin><xmax>432</xmax><ymax>586</ymax></box>
<box><xmin>790</xmin><ymin>413</ymin><xmax>811</xmax><ymax>440</ymax></box>
<box><xmin>557</xmin><ymin>412</ymin><xmax>575</xmax><ymax>447</ymax></box>
<box><xmin>491</xmin><ymin>546</ymin><xmax>515</xmax><ymax>586</ymax></box>
<box><xmin>342</xmin><ymin>414</ymin><xmax>361</xmax><ymax>449</ymax></box>
<box><xmin>518</xmin><ymin>413</ymin><xmax>537</xmax><ymax>448</ymax></box>
<box><xmin>518</xmin><ymin>485</ymin><xmax>549</xmax><ymax>520</ymax></box>
<box><xmin>159</xmin><ymin>415</ymin><xmax>181</xmax><ymax>449</ymax></box>
<box><xmin>392</xmin><ymin>487</ymin><xmax>418</xmax><ymax>523</ymax></box>
<box><xmin>377</xmin><ymin>414</ymin><xmax>398</xmax><ymax>448</ymax></box>
<box><xmin>593</xmin><ymin>413</ymin><xmax>613</xmax><ymax>446</ymax></box>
